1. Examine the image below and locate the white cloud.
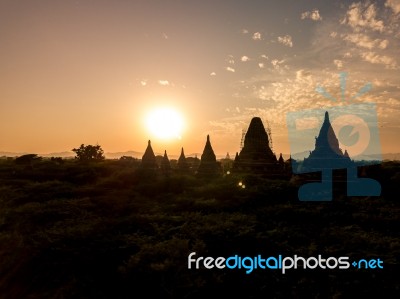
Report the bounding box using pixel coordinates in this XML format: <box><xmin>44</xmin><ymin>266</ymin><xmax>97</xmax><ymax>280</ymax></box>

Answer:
<box><xmin>226</xmin><ymin>67</ymin><xmax>235</xmax><ymax>72</ymax></box>
<box><xmin>342</xmin><ymin>2</ymin><xmax>384</xmax><ymax>32</ymax></box>
<box><xmin>260</xmin><ymin>54</ymin><xmax>268</xmax><ymax>59</ymax></box>
<box><xmin>343</xmin><ymin>33</ymin><xmax>383</xmax><ymax>49</ymax></box>
<box><xmin>301</xmin><ymin>9</ymin><xmax>322</xmax><ymax>21</ymax></box>
<box><xmin>385</xmin><ymin>0</ymin><xmax>400</xmax><ymax>14</ymax></box>
<box><xmin>210</xmin><ymin>72</ymin><xmax>216</xmax><ymax>76</ymax></box>
<box><xmin>334</xmin><ymin>59</ymin><xmax>343</xmax><ymax>69</ymax></box>
<box><xmin>360</xmin><ymin>51</ymin><xmax>397</xmax><ymax>68</ymax></box>
<box><xmin>226</xmin><ymin>55</ymin><xmax>235</xmax><ymax>64</ymax></box>
<box><xmin>379</xmin><ymin>39</ymin><xmax>389</xmax><ymax>49</ymax></box>
<box><xmin>258</xmin><ymin>63</ymin><xmax>265</xmax><ymax>68</ymax></box>
<box><xmin>277</xmin><ymin>35</ymin><xmax>293</xmax><ymax>47</ymax></box>
<box><xmin>158</xmin><ymin>80</ymin><xmax>170</xmax><ymax>86</ymax></box>
<box><xmin>241</xmin><ymin>55</ymin><xmax>250</xmax><ymax>62</ymax></box>
<box><xmin>140</xmin><ymin>80</ymin><xmax>147</xmax><ymax>86</ymax></box>
<box><xmin>252</xmin><ymin>32</ymin><xmax>261</xmax><ymax>40</ymax></box>
<box><xmin>330</xmin><ymin>32</ymin><xmax>338</xmax><ymax>38</ymax></box>
<box><xmin>271</xmin><ymin>59</ymin><xmax>285</xmax><ymax>70</ymax></box>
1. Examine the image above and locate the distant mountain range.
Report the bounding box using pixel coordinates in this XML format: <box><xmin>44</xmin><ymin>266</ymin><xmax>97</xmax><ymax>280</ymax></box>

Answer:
<box><xmin>1</xmin><ymin>151</ymin><xmax>399</xmax><ymax>161</ymax></box>
<box><xmin>0</xmin><ymin>151</ymin><xmax>204</xmax><ymax>160</ymax></box>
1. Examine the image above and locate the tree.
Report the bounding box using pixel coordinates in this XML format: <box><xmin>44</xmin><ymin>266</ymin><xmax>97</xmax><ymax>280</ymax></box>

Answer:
<box><xmin>72</xmin><ymin>144</ymin><xmax>105</xmax><ymax>162</ymax></box>
<box><xmin>15</xmin><ymin>154</ymin><xmax>42</xmax><ymax>165</ymax></box>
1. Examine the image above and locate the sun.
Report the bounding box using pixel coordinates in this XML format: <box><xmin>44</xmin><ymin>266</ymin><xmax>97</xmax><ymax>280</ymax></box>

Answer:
<box><xmin>145</xmin><ymin>107</ymin><xmax>184</xmax><ymax>140</ymax></box>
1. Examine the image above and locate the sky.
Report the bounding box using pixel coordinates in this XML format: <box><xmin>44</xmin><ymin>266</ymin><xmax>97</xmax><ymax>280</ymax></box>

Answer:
<box><xmin>1</xmin><ymin>0</ymin><xmax>400</xmax><ymax>157</ymax></box>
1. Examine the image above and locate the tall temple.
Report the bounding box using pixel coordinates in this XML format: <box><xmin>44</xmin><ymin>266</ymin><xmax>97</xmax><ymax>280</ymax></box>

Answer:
<box><xmin>161</xmin><ymin>150</ymin><xmax>171</xmax><ymax>174</ymax></box>
<box><xmin>140</xmin><ymin>140</ymin><xmax>158</xmax><ymax>169</ymax></box>
<box><xmin>234</xmin><ymin>117</ymin><xmax>281</xmax><ymax>174</ymax></box>
<box><xmin>302</xmin><ymin>111</ymin><xmax>352</xmax><ymax>171</ymax></box>
<box><xmin>197</xmin><ymin>135</ymin><xmax>221</xmax><ymax>176</ymax></box>
<box><xmin>177</xmin><ymin>147</ymin><xmax>190</xmax><ymax>173</ymax></box>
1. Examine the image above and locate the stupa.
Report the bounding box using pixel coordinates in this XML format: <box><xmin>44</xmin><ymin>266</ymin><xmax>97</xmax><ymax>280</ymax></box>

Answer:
<box><xmin>161</xmin><ymin>150</ymin><xmax>171</xmax><ymax>174</ymax></box>
<box><xmin>140</xmin><ymin>140</ymin><xmax>158</xmax><ymax>169</ymax></box>
<box><xmin>177</xmin><ymin>147</ymin><xmax>190</xmax><ymax>172</ymax></box>
<box><xmin>234</xmin><ymin>117</ymin><xmax>281</xmax><ymax>173</ymax></box>
<box><xmin>197</xmin><ymin>135</ymin><xmax>221</xmax><ymax>176</ymax></box>
<box><xmin>302</xmin><ymin>111</ymin><xmax>351</xmax><ymax>171</ymax></box>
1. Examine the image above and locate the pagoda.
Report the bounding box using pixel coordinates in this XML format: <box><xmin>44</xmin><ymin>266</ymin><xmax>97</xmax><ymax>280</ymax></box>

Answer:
<box><xmin>234</xmin><ymin>117</ymin><xmax>281</xmax><ymax>173</ymax></box>
<box><xmin>197</xmin><ymin>135</ymin><xmax>221</xmax><ymax>176</ymax></box>
<box><xmin>140</xmin><ymin>140</ymin><xmax>158</xmax><ymax>169</ymax></box>
<box><xmin>161</xmin><ymin>150</ymin><xmax>171</xmax><ymax>174</ymax></box>
<box><xmin>302</xmin><ymin>111</ymin><xmax>351</xmax><ymax>171</ymax></box>
<box><xmin>177</xmin><ymin>147</ymin><xmax>190</xmax><ymax>172</ymax></box>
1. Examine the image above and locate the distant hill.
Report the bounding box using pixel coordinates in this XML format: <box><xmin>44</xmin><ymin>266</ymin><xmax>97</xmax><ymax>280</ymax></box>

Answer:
<box><xmin>2</xmin><ymin>151</ymin><xmax>400</xmax><ymax>161</ymax></box>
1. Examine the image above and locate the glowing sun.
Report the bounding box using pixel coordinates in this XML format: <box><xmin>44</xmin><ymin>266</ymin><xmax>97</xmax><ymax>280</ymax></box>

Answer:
<box><xmin>145</xmin><ymin>107</ymin><xmax>184</xmax><ymax>140</ymax></box>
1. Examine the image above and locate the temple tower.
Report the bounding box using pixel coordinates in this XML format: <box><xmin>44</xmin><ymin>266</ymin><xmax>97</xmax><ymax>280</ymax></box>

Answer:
<box><xmin>234</xmin><ymin>117</ymin><xmax>281</xmax><ymax>173</ymax></box>
<box><xmin>140</xmin><ymin>140</ymin><xmax>158</xmax><ymax>169</ymax></box>
<box><xmin>197</xmin><ymin>135</ymin><xmax>221</xmax><ymax>176</ymax></box>
<box><xmin>302</xmin><ymin>111</ymin><xmax>351</xmax><ymax>171</ymax></box>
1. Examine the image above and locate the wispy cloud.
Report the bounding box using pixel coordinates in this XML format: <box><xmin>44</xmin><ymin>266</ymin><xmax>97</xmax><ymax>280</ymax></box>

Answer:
<box><xmin>210</xmin><ymin>72</ymin><xmax>216</xmax><ymax>76</ymax></box>
<box><xmin>385</xmin><ymin>0</ymin><xmax>400</xmax><ymax>14</ymax></box>
<box><xmin>226</xmin><ymin>67</ymin><xmax>235</xmax><ymax>73</ymax></box>
<box><xmin>341</xmin><ymin>2</ymin><xmax>384</xmax><ymax>32</ymax></box>
<box><xmin>301</xmin><ymin>9</ymin><xmax>322</xmax><ymax>21</ymax></box>
<box><xmin>360</xmin><ymin>51</ymin><xmax>397</xmax><ymax>69</ymax></box>
<box><xmin>252</xmin><ymin>32</ymin><xmax>261</xmax><ymax>40</ymax></box>
<box><xmin>277</xmin><ymin>35</ymin><xmax>293</xmax><ymax>47</ymax></box>
<box><xmin>158</xmin><ymin>80</ymin><xmax>170</xmax><ymax>86</ymax></box>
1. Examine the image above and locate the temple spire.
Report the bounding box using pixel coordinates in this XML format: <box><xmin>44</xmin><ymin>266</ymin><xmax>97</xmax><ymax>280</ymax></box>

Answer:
<box><xmin>141</xmin><ymin>140</ymin><xmax>157</xmax><ymax>169</ymax></box>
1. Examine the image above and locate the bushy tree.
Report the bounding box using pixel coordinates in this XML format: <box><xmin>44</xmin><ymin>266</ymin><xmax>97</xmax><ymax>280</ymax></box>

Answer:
<box><xmin>15</xmin><ymin>154</ymin><xmax>42</xmax><ymax>165</ymax></box>
<box><xmin>72</xmin><ymin>144</ymin><xmax>105</xmax><ymax>162</ymax></box>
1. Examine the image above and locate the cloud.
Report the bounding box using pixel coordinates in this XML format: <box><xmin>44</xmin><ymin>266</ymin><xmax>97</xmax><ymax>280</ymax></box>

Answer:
<box><xmin>301</xmin><ymin>9</ymin><xmax>322</xmax><ymax>21</ymax></box>
<box><xmin>379</xmin><ymin>39</ymin><xmax>389</xmax><ymax>49</ymax></box>
<box><xmin>140</xmin><ymin>80</ymin><xmax>147</xmax><ymax>86</ymax></box>
<box><xmin>210</xmin><ymin>72</ymin><xmax>216</xmax><ymax>76</ymax></box>
<box><xmin>260</xmin><ymin>54</ymin><xmax>268</xmax><ymax>59</ymax></box>
<box><xmin>241</xmin><ymin>56</ymin><xmax>250</xmax><ymax>62</ymax></box>
<box><xmin>162</xmin><ymin>33</ymin><xmax>168</xmax><ymax>39</ymax></box>
<box><xmin>333</xmin><ymin>59</ymin><xmax>343</xmax><ymax>69</ymax></box>
<box><xmin>241</xmin><ymin>29</ymin><xmax>249</xmax><ymax>34</ymax></box>
<box><xmin>360</xmin><ymin>51</ymin><xmax>397</xmax><ymax>68</ymax></box>
<box><xmin>330</xmin><ymin>32</ymin><xmax>338</xmax><ymax>38</ymax></box>
<box><xmin>341</xmin><ymin>2</ymin><xmax>384</xmax><ymax>32</ymax></box>
<box><xmin>258</xmin><ymin>63</ymin><xmax>265</xmax><ymax>69</ymax></box>
<box><xmin>343</xmin><ymin>33</ymin><xmax>384</xmax><ymax>49</ymax></box>
<box><xmin>158</xmin><ymin>80</ymin><xmax>170</xmax><ymax>86</ymax></box>
<box><xmin>226</xmin><ymin>55</ymin><xmax>235</xmax><ymax>64</ymax></box>
<box><xmin>226</xmin><ymin>67</ymin><xmax>235</xmax><ymax>72</ymax></box>
<box><xmin>252</xmin><ymin>32</ymin><xmax>261</xmax><ymax>40</ymax></box>
<box><xmin>277</xmin><ymin>35</ymin><xmax>293</xmax><ymax>47</ymax></box>
<box><xmin>385</xmin><ymin>0</ymin><xmax>400</xmax><ymax>14</ymax></box>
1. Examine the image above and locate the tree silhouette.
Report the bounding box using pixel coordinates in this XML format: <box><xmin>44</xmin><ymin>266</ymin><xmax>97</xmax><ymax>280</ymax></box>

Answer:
<box><xmin>72</xmin><ymin>144</ymin><xmax>105</xmax><ymax>162</ymax></box>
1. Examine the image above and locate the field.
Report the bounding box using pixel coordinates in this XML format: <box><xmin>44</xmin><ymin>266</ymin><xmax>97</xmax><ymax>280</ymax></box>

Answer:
<box><xmin>0</xmin><ymin>158</ymin><xmax>399</xmax><ymax>298</ymax></box>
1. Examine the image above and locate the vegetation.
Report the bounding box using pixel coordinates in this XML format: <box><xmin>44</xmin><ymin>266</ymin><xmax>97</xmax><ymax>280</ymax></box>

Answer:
<box><xmin>0</xmin><ymin>158</ymin><xmax>398</xmax><ymax>298</ymax></box>
<box><xmin>72</xmin><ymin>144</ymin><xmax>105</xmax><ymax>162</ymax></box>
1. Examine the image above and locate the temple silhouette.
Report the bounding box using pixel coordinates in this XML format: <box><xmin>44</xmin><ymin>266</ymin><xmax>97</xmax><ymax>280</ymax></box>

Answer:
<box><xmin>137</xmin><ymin>113</ymin><xmax>375</xmax><ymax>182</ymax></box>
<box><xmin>301</xmin><ymin>111</ymin><xmax>352</xmax><ymax>172</ymax></box>
<box><xmin>233</xmin><ymin>117</ymin><xmax>283</xmax><ymax>175</ymax></box>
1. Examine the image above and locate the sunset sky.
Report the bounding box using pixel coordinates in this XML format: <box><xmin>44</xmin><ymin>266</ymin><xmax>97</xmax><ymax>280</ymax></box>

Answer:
<box><xmin>1</xmin><ymin>0</ymin><xmax>399</xmax><ymax>157</ymax></box>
